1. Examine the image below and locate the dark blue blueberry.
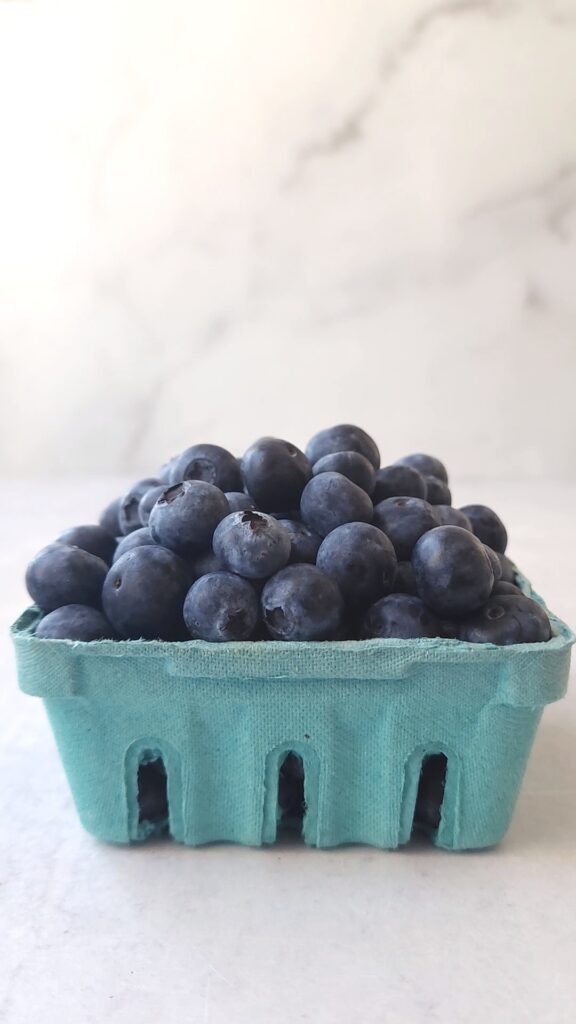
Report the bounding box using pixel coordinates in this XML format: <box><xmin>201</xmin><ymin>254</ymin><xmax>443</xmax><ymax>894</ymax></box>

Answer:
<box><xmin>393</xmin><ymin>561</ymin><xmax>418</xmax><ymax>596</ymax></box>
<box><xmin>412</xmin><ymin>526</ymin><xmax>494</xmax><ymax>617</ymax></box>
<box><xmin>457</xmin><ymin>594</ymin><xmax>551</xmax><ymax>644</ymax></box>
<box><xmin>269</xmin><ymin>510</ymin><xmax>301</xmax><ymax>521</ymax></box>
<box><xmin>187</xmin><ymin>547</ymin><xmax>224</xmax><ymax>578</ymax></box>
<box><xmin>460</xmin><ymin>504</ymin><xmax>508</xmax><ymax>554</ymax></box>
<box><xmin>372</xmin><ymin>496</ymin><xmax>438</xmax><ymax>560</ymax></box>
<box><xmin>492</xmin><ymin>580</ymin><xmax>523</xmax><ymax>596</ymax></box>
<box><xmin>361</xmin><ymin>593</ymin><xmax>441</xmax><ymax>639</ymax></box>
<box><xmin>414</xmin><ymin>755</ymin><xmax>447</xmax><ymax>832</ymax></box>
<box><xmin>183</xmin><ymin>572</ymin><xmax>259</xmax><ymax>641</ymax></box>
<box><xmin>157</xmin><ymin>454</ymin><xmax>181</xmax><ymax>484</ymax></box>
<box><xmin>149</xmin><ymin>481</ymin><xmax>229</xmax><ymax>555</ymax></box>
<box><xmin>213</xmin><ymin>510</ymin><xmax>291</xmax><ymax>579</ymax></box>
<box><xmin>57</xmin><ymin>524</ymin><xmax>117</xmax><ymax>565</ymax></box>
<box><xmin>483</xmin><ymin>545</ymin><xmax>502</xmax><ymax>582</ymax></box>
<box><xmin>26</xmin><ymin>543</ymin><xmax>108</xmax><ymax>612</ymax></box>
<box><xmin>225</xmin><ymin>492</ymin><xmax>258</xmax><ymax>513</ymax></box>
<box><xmin>278</xmin><ymin>752</ymin><xmax>305</xmax><ymax>827</ymax></box>
<box><xmin>35</xmin><ymin>605</ymin><xmax>117</xmax><ymax>641</ymax></box>
<box><xmin>424</xmin><ymin>476</ymin><xmax>452</xmax><ymax>505</ymax></box>
<box><xmin>394</xmin><ymin>453</ymin><xmax>448</xmax><ymax>484</ymax></box>
<box><xmin>169</xmin><ymin>444</ymin><xmax>242</xmax><ymax>491</ymax></box>
<box><xmin>306</xmin><ymin>424</ymin><xmax>380</xmax><ymax>469</ymax></box>
<box><xmin>280</xmin><ymin>520</ymin><xmax>322</xmax><ymax>564</ymax></box>
<box><xmin>498</xmin><ymin>552</ymin><xmax>518</xmax><ymax>583</ymax></box>
<box><xmin>439</xmin><ymin>618</ymin><xmax>459</xmax><ymax>639</ymax></box>
<box><xmin>261</xmin><ymin>564</ymin><xmax>344</xmax><ymax>640</ymax></box>
<box><xmin>119</xmin><ymin>478</ymin><xmax>161</xmax><ymax>535</ymax></box>
<box><xmin>372</xmin><ymin>465</ymin><xmax>427</xmax><ymax>503</ymax></box>
<box><xmin>102</xmin><ymin>546</ymin><xmax>190</xmax><ymax>640</ymax></box>
<box><xmin>316</xmin><ymin>522</ymin><xmax>397</xmax><ymax>607</ymax></box>
<box><xmin>99</xmin><ymin>497</ymin><xmax>122</xmax><ymax>537</ymax></box>
<box><xmin>241</xmin><ymin>437</ymin><xmax>311</xmax><ymax>512</ymax></box>
<box><xmin>137</xmin><ymin>758</ymin><xmax>169</xmax><ymax>829</ymax></box>
<box><xmin>138</xmin><ymin>485</ymin><xmax>167</xmax><ymax>526</ymax></box>
<box><xmin>433</xmin><ymin>505</ymin><xmax>472</xmax><ymax>530</ymax></box>
<box><xmin>113</xmin><ymin>527</ymin><xmax>157</xmax><ymax>562</ymax></box>
<box><xmin>300</xmin><ymin>472</ymin><xmax>373</xmax><ymax>537</ymax></box>
<box><xmin>312</xmin><ymin>451</ymin><xmax>375</xmax><ymax>495</ymax></box>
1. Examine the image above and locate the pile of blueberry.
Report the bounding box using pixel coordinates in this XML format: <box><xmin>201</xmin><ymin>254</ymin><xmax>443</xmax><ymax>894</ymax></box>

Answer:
<box><xmin>26</xmin><ymin>425</ymin><xmax>552</xmax><ymax>646</ymax></box>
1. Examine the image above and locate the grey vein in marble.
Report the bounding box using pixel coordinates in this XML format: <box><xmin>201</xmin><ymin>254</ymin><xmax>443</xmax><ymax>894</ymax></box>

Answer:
<box><xmin>285</xmin><ymin>0</ymin><xmax>503</xmax><ymax>188</ymax></box>
<box><xmin>467</xmin><ymin>162</ymin><xmax>576</xmax><ymax>242</ymax></box>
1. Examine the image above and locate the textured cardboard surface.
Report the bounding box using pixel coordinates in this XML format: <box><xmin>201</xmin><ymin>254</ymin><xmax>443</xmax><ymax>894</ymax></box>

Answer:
<box><xmin>11</xmin><ymin>589</ymin><xmax>573</xmax><ymax>850</ymax></box>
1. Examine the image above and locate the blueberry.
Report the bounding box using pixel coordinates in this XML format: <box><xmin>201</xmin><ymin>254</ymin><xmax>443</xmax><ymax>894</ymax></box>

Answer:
<box><xmin>213</xmin><ymin>510</ymin><xmax>291</xmax><ymax>579</ymax></box>
<box><xmin>102</xmin><ymin>546</ymin><xmax>190</xmax><ymax>640</ymax></box>
<box><xmin>138</xmin><ymin>485</ymin><xmax>167</xmax><ymax>526</ymax></box>
<box><xmin>460</xmin><ymin>504</ymin><xmax>508</xmax><ymax>554</ymax></box>
<box><xmin>412</xmin><ymin>526</ymin><xmax>494</xmax><ymax>617</ymax></box>
<box><xmin>433</xmin><ymin>505</ymin><xmax>472</xmax><ymax>531</ymax></box>
<box><xmin>395</xmin><ymin>453</ymin><xmax>448</xmax><ymax>484</ymax></box>
<box><xmin>278</xmin><ymin>752</ymin><xmax>305</xmax><ymax>826</ymax></box>
<box><xmin>119</xmin><ymin>478</ymin><xmax>161</xmax><ymax>535</ymax></box>
<box><xmin>183</xmin><ymin>572</ymin><xmax>259</xmax><ymax>641</ymax></box>
<box><xmin>439</xmin><ymin>618</ymin><xmax>460</xmax><ymax>639</ymax></box>
<box><xmin>300</xmin><ymin>472</ymin><xmax>373</xmax><ymax>537</ymax></box>
<box><xmin>188</xmin><ymin>548</ymin><xmax>224</xmax><ymax>578</ymax></box>
<box><xmin>280</xmin><ymin>519</ymin><xmax>322</xmax><ymax>564</ymax></box>
<box><xmin>241</xmin><ymin>437</ymin><xmax>312</xmax><ymax>512</ymax></box>
<box><xmin>137</xmin><ymin>758</ymin><xmax>169</xmax><ymax>828</ymax></box>
<box><xmin>26</xmin><ymin>543</ymin><xmax>108</xmax><ymax>612</ymax></box>
<box><xmin>225</xmin><ymin>492</ymin><xmax>258</xmax><ymax>513</ymax></box>
<box><xmin>361</xmin><ymin>594</ymin><xmax>441</xmax><ymax>639</ymax></box>
<box><xmin>316</xmin><ymin>522</ymin><xmax>397</xmax><ymax>607</ymax></box>
<box><xmin>261</xmin><ymin>564</ymin><xmax>344</xmax><ymax>640</ymax></box>
<box><xmin>169</xmin><ymin>444</ymin><xmax>242</xmax><ymax>491</ymax></box>
<box><xmin>414</xmin><ymin>755</ymin><xmax>447</xmax><ymax>832</ymax></box>
<box><xmin>149</xmin><ymin>481</ymin><xmax>229</xmax><ymax>555</ymax></box>
<box><xmin>492</xmin><ymin>580</ymin><xmax>523</xmax><ymax>596</ymax></box>
<box><xmin>424</xmin><ymin>476</ymin><xmax>452</xmax><ymax>505</ymax></box>
<box><xmin>484</xmin><ymin>545</ymin><xmax>502</xmax><ymax>582</ymax></box>
<box><xmin>99</xmin><ymin>497</ymin><xmax>122</xmax><ymax>537</ymax></box>
<box><xmin>498</xmin><ymin>552</ymin><xmax>517</xmax><ymax>583</ymax></box>
<box><xmin>157</xmin><ymin>454</ymin><xmax>181</xmax><ymax>484</ymax></box>
<box><xmin>113</xmin><ymin>527</ymin><xmax>157</xmax><ymax>562</ymax></box>
<box><xmin>306</xmin><ymin>424</ymin><xmax>380</xmax><ymax>470</ymax></box>
<box><xmin>312</xmin><ymin>451</ymin><xmax>375</xmax><ymax>495</ymax></box>
<box><xmin>372</xmin><ymin>496</ymin><xmax>438</xmax><ymax>560</ymax></box>
<box><xmin>393</xmin><ymin>561</ymin><xmax>418</xmax><ymax>595</ymax></box>
<box><xmin>372</xmin><ymin>464</ymin><xmax>427</xmax><ymax>503</ymax></box>
<box><xmin>269</xmin><ymin>510</ymin><xmax>301</xmax><ymax>521</ymax></box>
<box><xmin>35</xmin><ymin>605</ymin><xmax>117</xmax><ymax>641</ymax></box>
<box><xmin>57</xmin><ymin>524</ymin><xmax>117</xmax><ymax>565</ymax></box>
<box><xmin>457</xmin><ymin>595</ymin><xmax>551</xmax><ymax>645</ymax></box>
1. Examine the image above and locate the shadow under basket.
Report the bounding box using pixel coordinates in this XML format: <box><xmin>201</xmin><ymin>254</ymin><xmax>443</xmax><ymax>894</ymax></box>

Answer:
<box><xmin>11</xmin><ymin>580</ymin><xmax>573</xmax><ymax>851</ymax></box>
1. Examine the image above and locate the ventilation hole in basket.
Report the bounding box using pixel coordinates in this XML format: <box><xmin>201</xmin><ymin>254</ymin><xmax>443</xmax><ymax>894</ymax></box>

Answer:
<box><xmin>277</xmin><ymin>751</ymin><xmax>306</xmax><ymax>837</ymax></box>
<box><xmin>137</xmin><ymin>757</ymin><xmax>169</xmax><ymax>836</ymax></box>
<box><xmin>411</xmin><ymin>753</ymin><xmax>448</xmax><ymax>842</ymax></box>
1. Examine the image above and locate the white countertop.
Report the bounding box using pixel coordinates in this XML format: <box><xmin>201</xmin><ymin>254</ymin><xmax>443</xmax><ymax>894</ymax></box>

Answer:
<box><xmin>1</xmin><ymin>479</ymin><xmax>575</xmax><ymax>1024</ymax></box>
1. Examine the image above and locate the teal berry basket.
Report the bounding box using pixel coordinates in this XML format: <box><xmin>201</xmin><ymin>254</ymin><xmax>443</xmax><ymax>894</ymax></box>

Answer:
<box><xmin>11</xmin><ymin>579</ymin><xmax>573</xmax><ymax>851</ymax></box>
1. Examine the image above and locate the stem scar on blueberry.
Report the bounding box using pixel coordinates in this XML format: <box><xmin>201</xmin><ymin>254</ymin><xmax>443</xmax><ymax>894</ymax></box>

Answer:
<box><xmin>113</xmin><ymin>576</ymin><xmax>122</xmax><ymax>589</ymax></box>
<box><xmin>160</xmin><ymin>484</ymin><xmax>184</xmax><ymax>505</ymax></box>
<box><xmin>265</xmin><ymin>606</ymin><xmax>287</xmax><ymax>629</ymax></box>
<box><xmin>486</xmin><ymin>605</ymin><xmax>505</xmax><ymax>619</ymax></box>
<box><xmin>241</xmin><ymin>510</ymin><xmax>266</xmax><ymax>532</ymax></box>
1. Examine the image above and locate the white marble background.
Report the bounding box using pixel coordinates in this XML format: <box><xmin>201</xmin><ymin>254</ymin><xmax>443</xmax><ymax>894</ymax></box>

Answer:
<box><xmin>0</xmin><ymin>0</ymin><xmax>576</xmax><ymax>479</ymax></box>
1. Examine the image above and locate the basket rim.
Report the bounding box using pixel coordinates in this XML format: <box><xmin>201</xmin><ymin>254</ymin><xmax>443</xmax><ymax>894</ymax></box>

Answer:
<box><xmin>10</xmin><ymin>593</ymin><xmax>575</xmax><ymax>664</ymax></box>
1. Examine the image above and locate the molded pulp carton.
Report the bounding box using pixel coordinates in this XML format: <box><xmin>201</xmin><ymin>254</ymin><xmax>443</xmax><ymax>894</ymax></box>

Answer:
<box><xmin>11</xmin><ymin>584</ymin><xmax>573</xmax><ymax>850</ymax></box>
